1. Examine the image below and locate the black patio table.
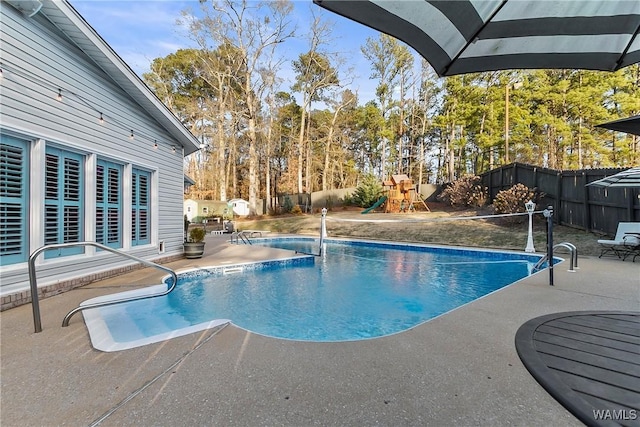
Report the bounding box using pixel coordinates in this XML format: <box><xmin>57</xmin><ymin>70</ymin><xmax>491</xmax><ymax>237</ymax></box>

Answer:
<box><xmin>515</xmin><ymin>311</ymin><xmax>640</xmax><ymax>427</ymax></box>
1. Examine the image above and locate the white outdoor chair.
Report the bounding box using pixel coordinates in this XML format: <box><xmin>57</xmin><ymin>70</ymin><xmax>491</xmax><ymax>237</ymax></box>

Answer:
<box><xmin>598</xmin><ymin>222</ymin><xmax>640</xmax><ymax>261</ymax></box>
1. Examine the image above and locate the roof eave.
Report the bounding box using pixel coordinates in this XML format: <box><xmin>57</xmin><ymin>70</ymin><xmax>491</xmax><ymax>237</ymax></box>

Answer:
<box><xmin>41</xmin><ymin>0</ymin><xmax>200</xmax><ymax>156</ymax></box>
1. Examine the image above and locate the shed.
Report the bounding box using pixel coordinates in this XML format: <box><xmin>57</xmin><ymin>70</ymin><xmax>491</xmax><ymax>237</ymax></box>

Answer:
<box><xmin>229</xmin><ymin>198</ymin><xmax>250</xmax><ymax>217</ymax></box>
<box><xmin>184</xmin><ymin>199</ymin><xmax>231</xmax><ymax>221</ymax></box>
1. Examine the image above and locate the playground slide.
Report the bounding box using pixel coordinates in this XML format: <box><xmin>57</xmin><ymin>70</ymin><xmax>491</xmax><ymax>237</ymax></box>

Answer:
<box><xmin>361</xmin><ymin>196</ymin><xmax>387</xmax><ymax>214</ymax></box>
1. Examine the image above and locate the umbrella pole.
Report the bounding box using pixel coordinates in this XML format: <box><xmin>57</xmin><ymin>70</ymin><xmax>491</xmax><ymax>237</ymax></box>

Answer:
<box><xmin>544</xmin><ymin>206</ymin><xmax>554</xmax><ymax>286</ymax></box>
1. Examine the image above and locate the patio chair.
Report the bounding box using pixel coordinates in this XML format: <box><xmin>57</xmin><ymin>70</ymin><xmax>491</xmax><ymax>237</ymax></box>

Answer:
<box><xmin>598</xmin><ymin>222</ymin><xmax>640</xmax><ymax>260</ymax></box>
<box><xmin>622</xmin><ymin>234</ymin><xmax>640</xmax><ymax>262</ymax></box>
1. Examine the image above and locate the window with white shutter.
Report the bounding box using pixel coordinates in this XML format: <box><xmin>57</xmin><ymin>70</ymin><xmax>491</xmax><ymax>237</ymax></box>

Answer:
<box><xmin>44</xmin><ymin>147</ymin><xmax>84</xmax><ymax>258</ymax></box>
<box><xmin>96</xmin><ymin>159</ymin><xmax>122</xmax><ymax>248</ymax></box>
<box><xmin>0</xmin><ymin>135</ymin><xmax>29</xmax><ymax>265</ymax></box>
<box><xmin>132</xmin><ymin>168</ymin><xmax>150</xmax><ymax>246</ymax></box>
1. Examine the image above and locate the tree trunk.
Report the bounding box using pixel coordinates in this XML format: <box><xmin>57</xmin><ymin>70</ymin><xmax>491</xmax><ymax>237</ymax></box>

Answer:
<box><xmin>305</xmin><ymin>109</ymin><xmax>312</xmax><ymax>193</ymax></box>
<box><xmin>265</xmin><ymin>104</ymin><xmax>274</xmax><ymax>214</ymax></box>
<box><xmin>323</xmin><ymin>129</ymin><xmax>331</xmax><ymax>192</ymax></box>
<box><xmin>247</xmin><ymin>87</ymin><xmax>258</xmax><ymax>215</ymax></box>
<box><xmin>297</xmin><ymin>110</ymin><xmax>306</xmax><ymax>194</ymax></box>
<box><xmin>217</xmin><ymin>115</ymin><xmax>227</xmax><ymax>202</ymax></box>
<box><xmin>448</xmin><ymin>125</ymin><xmax>455</xmax><ymax>182</ymax></box>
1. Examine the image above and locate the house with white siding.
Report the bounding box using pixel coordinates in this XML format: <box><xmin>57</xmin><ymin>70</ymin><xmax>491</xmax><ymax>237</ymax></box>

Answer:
<box><xmin>183</xmin><ymin>199</ymin><xmax>233</xmax><ymax>222</ymax></box>
<box><xmin>0</xmin><ymin>0</ymin><xmax>200</xmax><ymax>309</ymax></box>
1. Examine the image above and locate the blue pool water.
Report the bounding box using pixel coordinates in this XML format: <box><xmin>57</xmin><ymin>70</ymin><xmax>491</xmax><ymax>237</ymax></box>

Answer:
<box><xmin>85</xmin><ymin>239</ymin><xmax>543</xmax><ymax>349</ymax></box>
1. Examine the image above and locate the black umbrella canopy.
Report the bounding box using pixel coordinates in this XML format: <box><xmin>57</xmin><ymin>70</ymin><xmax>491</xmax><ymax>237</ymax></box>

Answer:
<box><xmin>596</xmin><ymin>115</ymin><xmax>640</xmax><ymax>136</ymax></box>
<box><xmin>313</xmin><ymin>0</ymin><xmax>640</xmax><ymax>77</ymax></box>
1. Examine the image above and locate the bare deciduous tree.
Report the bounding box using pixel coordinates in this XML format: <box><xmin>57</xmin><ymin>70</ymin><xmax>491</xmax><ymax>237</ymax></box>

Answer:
<box><xmin>185</xmin><ymin>0</ymin><xmax>295</xmax><ymax>214</ymax></box>
<box><xmin>291</xmin><ymin>8</ymin><xmax>339</xmax><ymax>194</ymax></box>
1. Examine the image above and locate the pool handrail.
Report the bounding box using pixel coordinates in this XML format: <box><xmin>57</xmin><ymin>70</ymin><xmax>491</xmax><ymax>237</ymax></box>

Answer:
<box><xmin>294</xmin><ymin>208</ymin><xmax>327</xmax><ymax>257</ymax></box>
<box><xmin>532</xmin><ymin>241</ymin><xmax>578</xmax><ymax>273</ymax></box>
<box><xmin>28</xmin><ymin>241</ymin><xmax>178</xmax><ymax>333</ymax></box>
<box><xmin>230</xmin><ymin>231</ymin><xmax>252</xmax><ymax>245</ymax></box>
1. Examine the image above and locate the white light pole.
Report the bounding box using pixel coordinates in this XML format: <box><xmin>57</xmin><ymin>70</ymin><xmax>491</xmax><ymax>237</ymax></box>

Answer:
<box><xmin>525</xmin><ymin>200</ymin><xmax>536</xmax><ymax>253</ymax></box>
<box><xmin>321</xmin><ymin>208</ymin><xmax>328</xmax><ymax>239</ymax></box>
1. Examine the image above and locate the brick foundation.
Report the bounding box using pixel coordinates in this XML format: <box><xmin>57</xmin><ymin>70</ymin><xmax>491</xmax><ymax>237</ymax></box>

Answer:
<box><xmin>0</xmin><ymin>253</ymin><xmax>185</xmax><ymax>311</ymax></box>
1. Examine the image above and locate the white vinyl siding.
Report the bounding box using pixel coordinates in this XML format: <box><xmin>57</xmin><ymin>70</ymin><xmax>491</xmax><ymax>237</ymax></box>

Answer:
<box><xmin>0</xmin><ymin>4</ymin><xmax>195</xmax><ymax>298</ymax></box>
<box><xmin>44</xmin><ymin>146</ymin><xmax>84</xmax><ymax>258</ymax></box>
<box><xmin>0</xmin><ymin>135</ymin><xmax>29</xmax><ymax>265</ymax></box>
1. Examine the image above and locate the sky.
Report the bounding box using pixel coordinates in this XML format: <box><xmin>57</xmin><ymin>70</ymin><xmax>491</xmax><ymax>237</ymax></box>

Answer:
<box><xmin>71</xmin><ymin>0</ymin><xmax>393</xmax><ymax>104</ymax></box>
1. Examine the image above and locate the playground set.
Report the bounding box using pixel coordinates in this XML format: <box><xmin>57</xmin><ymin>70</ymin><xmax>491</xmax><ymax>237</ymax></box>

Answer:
<box><xmin>362</xmin><ymin>174</ymin><xmax>430</xmax><ymax>214</ymax></box>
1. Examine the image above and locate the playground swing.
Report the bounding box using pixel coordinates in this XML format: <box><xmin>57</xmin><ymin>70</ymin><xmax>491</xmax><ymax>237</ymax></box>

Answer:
<box><xmin>361</xmin><ymin>174</ymin><xmax>430</xmax><ymax>214</ymax></box>
<box><xmin>384</xmin><ymin>174</ymin><xmax>429</xmax><ymax>213</ymax></box>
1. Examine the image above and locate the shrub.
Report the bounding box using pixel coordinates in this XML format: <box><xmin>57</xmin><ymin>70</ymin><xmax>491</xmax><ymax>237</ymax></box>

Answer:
<box><xmin>222</xmin><ymin>208</ymin><xmax>234</xmax><ymax>220</ymax></box>
<box><xmin>325</xmin><ymin>196</ymin><xmax>334</xmax><ymax>210</ymax></box>
<box><xmin>341</xmin><ymin>193</ymin><xmax>354</xmax><ymax>206</ymax></box>
<box><xmin>188</xmin><ymin>227</ymin><xmax>206</xmax><ymax>243</ymax></box>
<box><xmin>352</xmin><ymin>174</ymin><xmax>383</xmax><ymax>208</ymax></box>
<box><xmin>437</xmin><ymin>175</ymin><xmax>488</xmax><ymax>208</ymax></box>
<box><xmin>283</xmin><ymin>196</ymin><xmax>294</xmax><ymax>213</ymax></box>
<box><xmin>492</xmin><ymin>184</ymin><xmax>540</xmax><ymax>224</ymax></box>
<box><xmin>291</xmin><ymin>204</ymin><xmax>303</xmax><ymax>215</ymax></box>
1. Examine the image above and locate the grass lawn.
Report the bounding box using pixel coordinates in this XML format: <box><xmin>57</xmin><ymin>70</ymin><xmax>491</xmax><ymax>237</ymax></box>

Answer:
<box><xmin>234</xmin><ymin>203</ymin><xmax>606</xmax><ymax>257</ymax></box>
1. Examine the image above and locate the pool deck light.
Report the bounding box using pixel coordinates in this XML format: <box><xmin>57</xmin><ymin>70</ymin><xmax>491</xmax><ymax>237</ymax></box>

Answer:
<box><xmin>525</xmin><ymin>200</ymin><xmax>536</xmax><ymax>253</ymax></box>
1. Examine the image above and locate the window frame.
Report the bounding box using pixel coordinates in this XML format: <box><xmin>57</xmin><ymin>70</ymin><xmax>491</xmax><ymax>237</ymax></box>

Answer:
<box><xmin>0</xmin><ymin>135</ymin><xmax>29</xmax><ymax>265</ymax></box>
<box><xmin>44</xmin><ymin>146</ymin><xmax>85</xmax><ymax>259</ymax></box>
<box><xmin>131</xmin><ymin>168</ymin><xmax>150</xmax><ymax>246</ymax></box>
<box><xmin>96</xmin><ymin>158</ymin><xmax>123</xmax><ymax>249</ymax></box>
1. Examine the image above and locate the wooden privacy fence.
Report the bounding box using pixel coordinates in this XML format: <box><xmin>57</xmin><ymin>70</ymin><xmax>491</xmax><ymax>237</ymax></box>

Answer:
<box><xmin>258</xmin><ymin>193</ymin><xmax>313</xmax><ymax>215</ymax></box>
<box><xmin>480</xmin><ymin>163</ymin><xmax>639</xmax><ymax>236</ymax></box>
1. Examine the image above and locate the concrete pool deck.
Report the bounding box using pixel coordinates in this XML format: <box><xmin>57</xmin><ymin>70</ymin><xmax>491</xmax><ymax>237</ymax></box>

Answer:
<box><xmin>1</xmin><ymin>233</ymin><xmax>638</xmax><ymax>426</ymax></box>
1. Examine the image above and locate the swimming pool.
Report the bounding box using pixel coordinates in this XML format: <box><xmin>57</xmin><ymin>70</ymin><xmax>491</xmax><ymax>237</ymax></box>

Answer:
<box><xmin>82</xmin><ymin>238</ymin><xmax>545</xmax><ymax>351</ymax></box>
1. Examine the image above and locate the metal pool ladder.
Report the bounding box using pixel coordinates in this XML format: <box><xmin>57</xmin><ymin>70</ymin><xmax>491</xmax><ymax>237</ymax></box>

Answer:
<box><xmin>28</xmin><ymin>241</ymin><xmax>178</xmax><ymax>333</ymax></box>
<box><xmin>533</xmin><ymin>241</ymin><xmax>578</xmax><ymax>273</ymax></box>
<box><xmin>230</xmin><ymin>231</ymin><xmax>252</xmax><ymax>245</ymax></box>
